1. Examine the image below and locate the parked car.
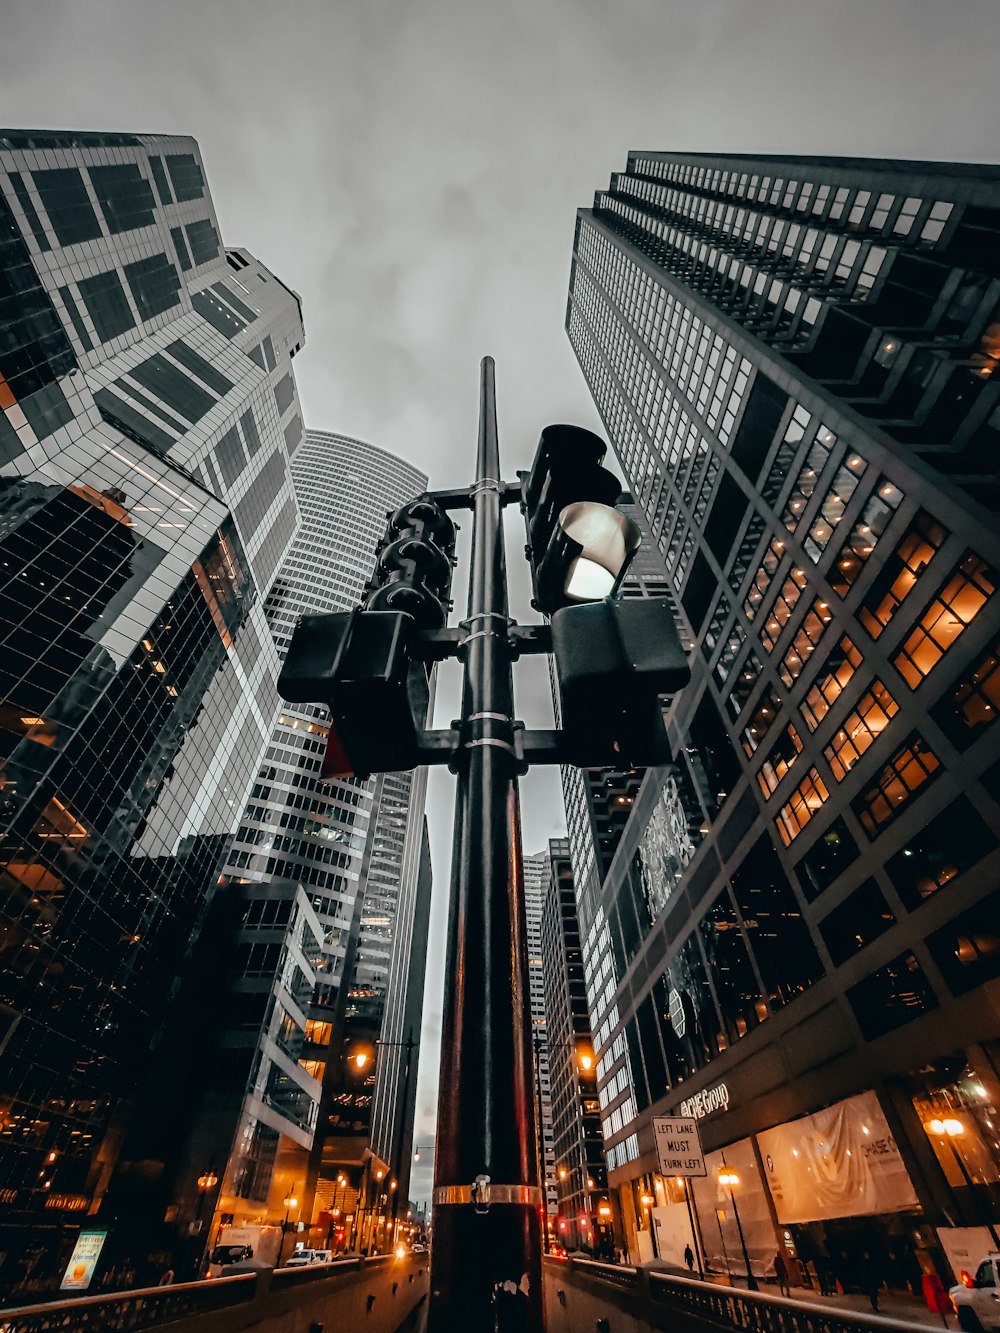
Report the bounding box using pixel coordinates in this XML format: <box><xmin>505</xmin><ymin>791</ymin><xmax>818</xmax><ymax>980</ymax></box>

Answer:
<box><xmin>285</xmin><ymin>1248</ymin><xmax>333</xmax><ymax>1268</ymax></box>
<box><xmin>951</xmin><ymin>1254</ymin><xmax>1000</xmax><ymax>1330</ymax></box>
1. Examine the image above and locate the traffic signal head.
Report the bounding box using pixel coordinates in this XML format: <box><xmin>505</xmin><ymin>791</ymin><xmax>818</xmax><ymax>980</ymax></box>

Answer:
<box><xmin>522</xmin><ymin>424</ymin><xmax>640</xmax><ymax>614</ymax></box>
<box><xmin>277</xmin><ymin>609</ymin><xmax>429</xmax><ymax>778</ymax></box>
<box><xmin>551</xmin><ymin>598</ymin><xmax>690</xmax><ymax>768</ymax></box>
<box><xmin>363</xmin><ymin>496</ymin><xmax>456</xmax><ymax>630</ymax></box>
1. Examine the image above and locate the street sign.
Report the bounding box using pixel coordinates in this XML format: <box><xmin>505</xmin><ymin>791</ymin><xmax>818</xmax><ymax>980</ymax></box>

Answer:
<box><xmin>652</xmin><ymin>1116</ymin><xmax>706</xmax><ymax>1177</ymax></box>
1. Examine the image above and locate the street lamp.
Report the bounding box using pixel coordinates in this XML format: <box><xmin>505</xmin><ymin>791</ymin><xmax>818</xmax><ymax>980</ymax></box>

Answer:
<box><xmin>348</xmin><ymin>1030</ymin><xmax>417</xmax><ymax>1248</ymax></box>
<box><xmin>280</xmin><ymin>1188</ymin><xmax>299</xmax><ymax>1268</ymax></box>
<box><xmin>194</xmin><ymin>1169</ymin><xmax>218</xmax><ymax>1278</ymax></box>
<box><xmin>718</xmin><ymin>1162</ymin><xmax>758</xmax><ymax>1291</ymax></box>
<box><xmin>925</xmin><ymin>1116</ymin><xmax>1000</xmax><ymax>1249</ymax></box>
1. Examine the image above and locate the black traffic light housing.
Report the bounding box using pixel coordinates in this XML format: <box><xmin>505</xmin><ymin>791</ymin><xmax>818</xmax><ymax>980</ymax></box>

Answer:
<box><xmin>363</xmin><ymin>497</ymin><xmax>457</xmax><ymax>630</ymax></box>
<box><xmin>278</xmin><ymin>609</ymin><xmax>430</xmax><ymax>779</ymax></box>
<box><xmin>522</xmin><ymin>424</ymin><xmax>639</xmax><ymax>615</ymax></box>
<box><xmin>550</xmin><ymin>598</ymin><xmax>691</xmax><ymax>768</ymax></box>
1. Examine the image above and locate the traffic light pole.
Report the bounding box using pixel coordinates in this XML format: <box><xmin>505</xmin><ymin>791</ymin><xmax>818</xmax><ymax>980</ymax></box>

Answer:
<box><xmin>429</xmin><ymin>357</ymin><xmax>543</xmax><ymax>1330</ymax></box>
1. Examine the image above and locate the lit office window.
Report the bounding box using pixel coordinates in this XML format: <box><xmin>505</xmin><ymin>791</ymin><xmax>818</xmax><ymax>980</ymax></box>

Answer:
<box><xmin>824</xmin><ymin>682</ymin><xmax>899</xmax><ymax>780</ymax></box>
<box><xmin>777</xmin><ymin>768</ymin><xmax>830</xmax><ymax>845</ymax></box>
<box><xmin>894</xmin><ymin>554</ymin><xmax>996</xmax><ymax>688</ymax></box>
<box><xmin>859</xmin><ymin>511</ymin><xmax>948</xmax><ymax>640</ymax></box>
<box><xmin>852</xmin><ymin>734</ymin><xmax>941</xmax><ymax>838</ymax></box>
<box><xmin>801</xmin><ymin>637</ymin><xmax>863</xmax><ymax>732</ymax></box>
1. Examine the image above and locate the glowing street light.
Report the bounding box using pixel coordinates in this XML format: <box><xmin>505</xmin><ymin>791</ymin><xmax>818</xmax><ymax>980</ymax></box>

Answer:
<box><xmin>718</xmin><ymin>1161</ymin><xmax>758</xmax><ymax>1291</ymax></box>
<box><xmin>925</xmin><ymin>1115</ymin><xmax>1000</xmax><ymax>1248</ymax></box>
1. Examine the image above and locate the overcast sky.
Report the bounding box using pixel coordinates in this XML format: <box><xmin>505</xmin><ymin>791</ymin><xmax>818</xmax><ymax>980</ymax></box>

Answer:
<box><xmin>3</xmin><ymin>0</ymin><xmax>999</xmax><ymax>1206</ymax></box>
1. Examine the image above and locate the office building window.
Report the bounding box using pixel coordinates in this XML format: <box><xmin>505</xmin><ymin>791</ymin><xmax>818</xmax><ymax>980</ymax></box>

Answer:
<box><xmin>852</xmin><ymin>733</ymin><xmax>941</xmax><ymax>838</ymax></box>
<box><xmin>847</xmin><ymin>952</ymin><xmax>937</xmax><ymax>1039</ymax></box>
<box><xmin>274</xmin><ymin>373</ymin><xmax>295</xmax><ymax>416</ymax></box>
<box><xmin>761</xmin><ymin>566</ymin><xmax>808</xmax><ymax>652</ymax></box>
<box><xmin>777</xmin><ymin>767</ymin><xmax>830</xmax><ymax>845</ymax></box>
<box><xmin>166</xmin><ymin>339</ymin><xmax>234</xmax><ymax>396</ymax></box>
<box><xmin>824</xmin><ymin>681</ymin><xmax>899</xmax><ymax>781</ymax></box>
<box><xmin>170</xmin><ymin>225</ymin><xmax>192</xmax><ymax>271</ymax></box>
<box><xmin>742</xmin><ymin>684</ymin><xmax>780</xmax><ymax>755</ymax></box>
<box><xmin>830</xmin><ymin>478</ymin><xmax>904</xmax><ymax>596</ymax></box>
<box><xmin>757</xmin><ymin>722</ymin><xmax>803</xmax><ymax>797</ymax></box>
<box><xmin>804</xmin><ymin>453</ymin><xmax>867</xmax><ymax>562</ymax></box>
<box><xmin>77</xmin><ymin>269</ymin><xmax>136</xmax><ymax>342</ymax></box>
<box><xmin>730</xmin><ymin>834</ymin><xmax>824</xmax><ymax>1007</ymax></box>
<box><xmin>128</xmin><ymin>351</ymin><xmax>216</xmax><ymax>423</ymax></box>
<box><xmin>191</xmin><ymin>288</ymin><xmax>244</xmax><ymax>338</ymax></box>
<box><xmin>57</xmin><ymin>284</ymin><xmax>92</xmax><ymax>352</ymax></box>
<box><xmin>124</xmin><ymin>253</ymin><xmax>182</xmax><ymax>321</ymax></box>
<box><xmin>89</xmin><ymin>163</ymin><xmax>156</xmax><ymax>234</ymax></box>
<box><xmin>215</xmin><ymin>426</ymin><xmax>247</xmax><ymax>488</ymax></box>
<box><xmin>781</xmin><ymin>425</ymin><xmax>837</xmax><ymax>531</ymax></box>
<box><xmin>894</xmin><ymin>553</ymin><xmax>997</xmax><ymax>689</ymax></box>
<box><xmin>699</xmin><ymin>888</ymin><xmax>765</xmax><ymax>1046</ymax></box>
<box><xmin>186</xmin><ymin>218</ymin><xmax>220</xmax><ymax>266</ymax></box>
<box><xmin>148</xmin><ymin>154</ymin><xmax>172</xmax><ymax>205</ymax></box>
<box><xmin>927</xmin><ymin>892</ymin><xmax>1000</xmax><ymax>996</ymax></box>
<box><xmin>801</xmin><ymin>636</ymin><xmax>863</xmax><ymax>731</ymax></box>
<box><xmin>8</xmin><ymin>171</ymin><xmax>50</xmax><ymax>250</ymax></box>
<box><xmin>932</xmin><ymin>640</ymin><xmax>1000</xmax><ymax>750</ymax></box>
<box><xmin>31</xmin><ymin>167</ymin><xmax>102</xmax><ymax>245</ymax></box>
<box><xmin>859</xmin><ymin>511</ymin><xmax>948</xmax><ymax>640</ymax></box>
<box><xmin>165</xmin><ymin>153</ymin><xmax>205</xmax><ymax>202</ymax></box>
<box><xmin>795</xmin><ymin>816</ymin><xmax>858</xmax><ymax>901</ymax></box>
<box><xmin>819</xmin><ymin>880</ymin><xmax>895</xmax><ymax>966</ymax></box>
<box><xmin>779</xmin><ymin>598</ymin><xmax>833</xmax><ymax>688</ymax></box>
<box><xmin>884</xmin><ymin>797</ymin><xmax>997</xmax><ymax>910</ymax></box>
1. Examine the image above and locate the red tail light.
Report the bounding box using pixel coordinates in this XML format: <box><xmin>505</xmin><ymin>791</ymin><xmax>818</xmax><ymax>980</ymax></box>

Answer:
<box><xmin>960</xmin><ymin>1270</ymin><xmax>975</xmax><ymax>1288</ymax></box>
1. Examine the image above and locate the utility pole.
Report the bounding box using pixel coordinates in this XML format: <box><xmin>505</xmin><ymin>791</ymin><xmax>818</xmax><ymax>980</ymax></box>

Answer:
<box><xmin>278</xmin><ymin>357</ymin><xmax>690</xmax><ymax>1329</ymax></box>
<box><xmin>430</xmin><ymin>358</ymin><xmax>543</xmax><ymax>1327</ymax></box>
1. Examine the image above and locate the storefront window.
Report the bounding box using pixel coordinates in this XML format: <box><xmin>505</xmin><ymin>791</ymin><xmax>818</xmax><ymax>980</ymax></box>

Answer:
<box><xmin>908</xmin><ymin>1057</ymin><xmax>1000</xmax><ymax>1220</ymax></box>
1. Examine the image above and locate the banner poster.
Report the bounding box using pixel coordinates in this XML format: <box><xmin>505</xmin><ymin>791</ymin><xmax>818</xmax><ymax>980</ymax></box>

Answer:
<box><xmin>757</xmin><ymin>1089</ymin><xmax>918</xmax><ymax>1225</ymax></box>
<box><xmin>60</xmin><ymin>1228</ymin><xmax>109</xmax><ymax>1290</ymax></box>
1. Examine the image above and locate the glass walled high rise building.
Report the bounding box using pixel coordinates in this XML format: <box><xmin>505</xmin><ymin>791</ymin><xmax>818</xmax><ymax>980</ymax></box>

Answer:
<box><xmin>0</xmin><ymin>128</ymin><xmax>306</xmax><ymax>1291</ymax></box>
<box><xmin>564</xmin><ymin>152</ymin><xmax>1000</xmax><ymax>1282</ymax></box>
<box><xmin>196</xmin><ymin>431</ymin><xmax>433</xmax><ymax>1251</ymax></box>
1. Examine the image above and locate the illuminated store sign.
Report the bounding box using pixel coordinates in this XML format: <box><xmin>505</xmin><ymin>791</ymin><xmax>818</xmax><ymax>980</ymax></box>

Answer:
<box><xmin>678</xmin><ymin>1081</ymin><xmax>730</xmax><ymax>1121</ymax></box>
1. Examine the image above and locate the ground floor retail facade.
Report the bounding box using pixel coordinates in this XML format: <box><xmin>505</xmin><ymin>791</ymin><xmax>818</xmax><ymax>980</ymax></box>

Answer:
<box><xmin>610</xmin><ymin>1003</ymin><xmax>1000</xmax><ymax>1296</ymax></box>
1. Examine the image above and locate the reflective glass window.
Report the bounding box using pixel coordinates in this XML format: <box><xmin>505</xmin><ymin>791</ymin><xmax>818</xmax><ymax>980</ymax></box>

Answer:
<box><xmin>89</xmin><ymin>163</ymin><xmax>156</xmax><ymax>234</ymax></box>
<box><xmin>170</xmin><ymin>225</ymin><xmax>192</xmax><ymax>271</ymax></box>
<box><xmin>848</xmin><ymin>953</ymin><xmax>937</xmax><ymax>1038</ymax></box>
<box><xmin>186</xmin><ymin>218</ymin><xmax>220</xmax><ymax>266</ymax></box>
<box><xmin>148</xmin><ymin>154</ymin><xmax>173</xmax><ymax>205</ymax></box>
<box><xmin>77</xmin><ymin>269</ymin><xmax>136</xmax><ymax>342</ymax></box>
<box><xmin>932</xmin><ymin>640</ymin><xmax>1000</xmax><ymax>750</ymax></box>
<box><xmin>819</xmin><ymin>880</ymin><xmax>895</xmax><ymax>966</ymax></box>
<box><xmin>124</xmin><ymin>253</ymin><xmax>182</xmax><ymax>320</ymax></box>
<box><xmin>165</xmin><ymin>153</ymin><xmax>205</xmax><ymax>202</ymax></box>
<box><xmin>830</xmin><ymin>478</ymin><xmax>903</xmax><ymax>596</ymax></box>
<box><xmin>8</xmin><ymin>171</ymin><xmax>50</xmax><ymax>250</ymax></box>
<box><xmin>885</xmin><ymin>797</ymin><xmax>996</xmax><ymax>910</ymax></box>
<box><xmin>927</xmin><ymin>892</ymin><xmax>1000</xmax><ymax>996</ymax></box>
<box><xmin>31</xmin><ymin>167</ymin><xmax>101</xmax><ymax>245</ymax></box>
<box><xmin>730</xmin><ymin>835</ymin><xmax>823</xmax><ymax>1007</ymax></box>
<box><xmin>129</xmin><ymin>351</ymin><xmax>216</xmax><ymax>423</ymax></box>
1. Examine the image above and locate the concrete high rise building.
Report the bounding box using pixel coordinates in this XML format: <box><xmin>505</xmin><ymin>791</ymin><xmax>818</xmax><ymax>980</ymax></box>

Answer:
<box><xmin>540</xmin><ymin>840</ymin><xmax>607</xmax><ymax>1254</ymax></box>
<box><xmin>0</xmin><ymin>128</ymin><xmax>305</xmax><ymax>1290</ymax></box>
<box><xmin>523</xmin><ymin>849</ymin><xmax>557</xmax><ymax>1220</ymax></box>
<box><xmin>197</xmin><ymin>431</ymin><xmax>433</xmax><ymax>1254</ymax></box>
<box><xmin>563</xmin><ymin>153</ymin><xmax>1000</xmax><ymax>1280</ymax></box>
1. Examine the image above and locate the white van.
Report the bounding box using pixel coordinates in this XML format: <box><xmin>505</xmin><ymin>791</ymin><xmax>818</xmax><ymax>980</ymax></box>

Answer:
<box><xmin>285</xmin><ymin>1247</ymin><xmax>333</xmax><ymax>1268</ymax></box>
<box><xmin>951</xmin><ymin>1254</ymin><xmax>1000</xmax><ymax>1330</ymax></box>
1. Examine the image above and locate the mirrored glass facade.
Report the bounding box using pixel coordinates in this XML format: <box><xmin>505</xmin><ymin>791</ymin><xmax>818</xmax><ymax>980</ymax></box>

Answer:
<box><xmin>565</xmin><ymin>152</ymin><xmax>1000</xmax><ymax>1276</ymax></box>
<box><xmin>0</xmin><ymin>127</ymin><xmax>305</xmax><ymax>1295</ymax></box>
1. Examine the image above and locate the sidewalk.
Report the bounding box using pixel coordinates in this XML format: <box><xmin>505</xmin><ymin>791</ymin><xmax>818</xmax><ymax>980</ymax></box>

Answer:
<box><xmin>641</xmin><ymin>1262</ymin><xmax>952</xmax><ymax>1329</ymax></box>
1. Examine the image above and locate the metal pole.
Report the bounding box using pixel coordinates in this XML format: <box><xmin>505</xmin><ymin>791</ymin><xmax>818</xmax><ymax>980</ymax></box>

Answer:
<box><xmin>683</xmin><ymin>1179</ymin><xmax>705</xmax><ymax>1278</ymax></box>
<box><xmin>429</xmin><ymin>358</ymin><xmax>543</xmax><ymax>1329</ymax></box>
<box><xmin>728</xmin><ymin>1184</ymin><xmax>758</xmax><ymax>1291</ymax></box>
<box><xmin>389</xmin><ymin>1030</ymin><xmax>414</xmax><ymax>1247</ymax></box>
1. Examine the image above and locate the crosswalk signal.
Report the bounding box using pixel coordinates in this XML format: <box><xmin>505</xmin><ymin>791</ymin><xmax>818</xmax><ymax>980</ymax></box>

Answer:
<box><xmin>277</xmin><ymin>494</ymin><xmax>456</xmax><ymax>779</ymax></box>
<box><xmin>521</xmin><ymin>424</ymin><xmax>641</xmax><ymax>614</ymax></box>
<box><xmin>550</xmin><ymin>597</ymin><xmax>691</xmax><ymax>768</ymax></box>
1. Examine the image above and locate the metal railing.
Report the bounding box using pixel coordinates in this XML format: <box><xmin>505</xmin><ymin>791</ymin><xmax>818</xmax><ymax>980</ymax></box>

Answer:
<box><xmin>547</xmin><ymin>1257</ymin><xmax>937</xmax><ymax>1333</ymax></box>
<box><xmin>0</xmin><ymin>1273</ymin><xmax>255</xmax><ymax>1333</ymax></box>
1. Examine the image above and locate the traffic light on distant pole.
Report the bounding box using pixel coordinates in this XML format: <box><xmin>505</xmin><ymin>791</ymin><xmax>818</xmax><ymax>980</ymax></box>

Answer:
<box><xmin>276</xmin><ymin>360</ymin><xmax>691</xmax><ymax>1331</ymax></box>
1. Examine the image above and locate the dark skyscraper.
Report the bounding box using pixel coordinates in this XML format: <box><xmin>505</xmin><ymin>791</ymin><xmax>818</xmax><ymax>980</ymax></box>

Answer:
<box><xmin>564</xmin><ymin>153</ymin><xmax>1000</xmax><ymax>1278</ymax></box>
<box><xmin>0</xmin><ymin>128</ymin><xmax>305</xmax><ymax>1290</ymax></box>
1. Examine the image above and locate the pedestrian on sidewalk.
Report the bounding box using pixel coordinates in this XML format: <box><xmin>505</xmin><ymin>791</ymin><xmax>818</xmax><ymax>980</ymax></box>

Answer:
<box><xmin>684</xmin><ymin>1244</ymin><xmax>695</xmax><ymax>1273</ymax></box>
<box><xmin>860</xmin><ymin>1253</ymin><xmax>881</xmax><ymax>1313</ymax></box>
<box><xmin>774</xmin><ymin>1251</ymin><xmax>790</xmax><ymax>1297</ymax></box>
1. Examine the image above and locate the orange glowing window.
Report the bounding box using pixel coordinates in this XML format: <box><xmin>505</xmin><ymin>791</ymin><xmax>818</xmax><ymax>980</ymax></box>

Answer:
<box><xmin>801</xmin><ymin>637</ymin><xmax>863</xmax><ymax>731</ymax></box>
<box><xmin>777</xmin><ymin>767</ymin><xmax>830</xmax><ymax>845</ymax></box>
<box><xmin>853</xmin><ymin>735</ymin><xmax>941</xmax><ymax>838</ymax></box>
<box><xmin>824</xmin><ymin>682</ymin><xmax>899</xmax><ymax>781</ymax></box>
<box><xmin>859</xmin><ymin>512</ymin><xmax>947</xmax><ymax>639</ymax></box>
<box><xmin>894</xmin><ymin>554</ymin><xmax>996</xmax><ymax>689</ymax></box>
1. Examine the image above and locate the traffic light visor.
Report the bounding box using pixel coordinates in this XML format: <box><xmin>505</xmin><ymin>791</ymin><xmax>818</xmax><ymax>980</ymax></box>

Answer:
<box><xmin>559</xmin><ymin>502</ymin><xmax>641</xmax><ymax>602</ymax></box>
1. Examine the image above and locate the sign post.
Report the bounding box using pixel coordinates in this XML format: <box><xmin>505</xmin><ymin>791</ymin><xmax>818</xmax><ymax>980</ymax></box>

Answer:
<box><xmin>653</xmin><ymin>1116</ymin><xmax>706</xmax><ymax>1278</ymax></box>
